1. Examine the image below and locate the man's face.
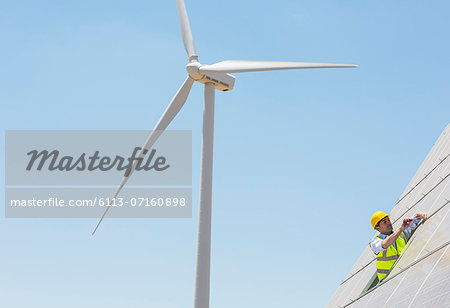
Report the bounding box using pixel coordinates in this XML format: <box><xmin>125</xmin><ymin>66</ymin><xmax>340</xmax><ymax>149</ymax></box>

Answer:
<box><xmin>376</xmin><ymin>216</ymin><xmax>393</xmax><ymax>234</ymax></box>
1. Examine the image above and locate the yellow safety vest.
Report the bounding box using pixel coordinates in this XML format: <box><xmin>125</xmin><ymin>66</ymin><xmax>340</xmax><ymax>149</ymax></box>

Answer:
<box><xmin>375</xmin><ymin>231</ymin><xmax>407</xmax><ymax>281</ymax></box>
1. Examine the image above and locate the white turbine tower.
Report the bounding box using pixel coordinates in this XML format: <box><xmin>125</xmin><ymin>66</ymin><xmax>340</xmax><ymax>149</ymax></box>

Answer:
<box><xmin>92</xmin><ymin>1</ymin><xmax>357</xmax><ymax>307</ymax></box>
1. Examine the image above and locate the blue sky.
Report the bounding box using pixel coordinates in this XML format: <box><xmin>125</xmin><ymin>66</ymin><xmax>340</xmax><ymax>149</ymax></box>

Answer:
<box><xmin>1</xmin><ymin>0</ymin><xmax>449</xmax><ymax>307</ymax></box>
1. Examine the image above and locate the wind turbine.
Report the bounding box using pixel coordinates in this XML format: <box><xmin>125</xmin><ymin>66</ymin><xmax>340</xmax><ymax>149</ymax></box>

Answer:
<box><xmin>92</xmin><ymin>1</ymin><xmax>357</xmax><ymax>307</ymax></box>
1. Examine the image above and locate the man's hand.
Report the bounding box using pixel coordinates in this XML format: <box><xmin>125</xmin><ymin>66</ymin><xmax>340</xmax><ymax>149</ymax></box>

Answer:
<box><xmin>400</xmin><ymin>218</ymin><xmax>413</xmax><ymax>231</ymax></box>
<box><xmin>414</xmin><ymin>211</ymin><xmax>427</xmax><ymax>220</ymax></box>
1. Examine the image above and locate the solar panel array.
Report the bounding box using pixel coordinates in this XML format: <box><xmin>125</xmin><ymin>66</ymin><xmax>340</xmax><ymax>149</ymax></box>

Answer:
<box><xmin>327</xmin><ymin>124</ymin><xmax>450</xmax><ymax>307</ymax></box>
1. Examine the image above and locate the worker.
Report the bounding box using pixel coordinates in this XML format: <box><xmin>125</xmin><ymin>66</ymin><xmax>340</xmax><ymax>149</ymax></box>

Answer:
<box><xmin>369</xmin><ymin>211</ymin><xmax>427</xmax><ymax>281</ymax></box>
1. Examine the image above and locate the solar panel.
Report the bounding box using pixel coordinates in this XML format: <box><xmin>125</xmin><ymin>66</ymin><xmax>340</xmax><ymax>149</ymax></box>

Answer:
<box><xmin>410</xmin><ymin>246</ymin><xmax>450</xmax><ymax>306</ymax></box>
<box><xmin>372</xmin><ymin>246</ymin><xmax>447</xmax><ymax>307</ymax></box>
<box><xmin>327</xmin><ymin>124</ymin><xmax>450</xmax><ymax>307</ymax></box>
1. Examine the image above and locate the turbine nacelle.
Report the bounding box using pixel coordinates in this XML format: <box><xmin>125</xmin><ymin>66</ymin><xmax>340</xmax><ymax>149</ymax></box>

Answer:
<box><xmin>186</xmin><ymin>62</ymin><xmax>235</xmax><ymax>91</ymax></box>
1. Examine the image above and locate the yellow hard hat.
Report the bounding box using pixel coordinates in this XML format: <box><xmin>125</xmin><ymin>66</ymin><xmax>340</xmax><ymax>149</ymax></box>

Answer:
<box><xmin>371</xmin><ymin>211</ymin><xmax>390</xmax><ymax>229</ymax></box>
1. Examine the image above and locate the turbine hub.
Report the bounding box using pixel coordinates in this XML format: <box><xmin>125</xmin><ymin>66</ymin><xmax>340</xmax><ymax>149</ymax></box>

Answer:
<box><xmin>186</xmin><ymin>61</ymin><xmax>203</xmax><ymax>80</ymax></box>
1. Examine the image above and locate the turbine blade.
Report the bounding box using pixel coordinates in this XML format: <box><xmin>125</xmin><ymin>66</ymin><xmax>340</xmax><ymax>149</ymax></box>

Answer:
<box><xmin>199</xmin><ymin>60</ymin><xmax>358</xmax><ymax>74</ymax></box>
<box><xmin>92</xmin><ymin>76</ymin><xmax>195</xmax><ymax>235</ymax></box>
<box><xmin>176</xmin><ymin>0</ymin><xmax>197</xmax><ymax>60</ymax></box>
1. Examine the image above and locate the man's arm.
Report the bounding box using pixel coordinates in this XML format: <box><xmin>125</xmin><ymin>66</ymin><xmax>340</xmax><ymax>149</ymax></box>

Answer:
<box><xmin>403</xmin><ymin>211</ymin><xmax>427</xmax><ymax>239</ymax></box>
<box><xmin>382</xmin><ymin>218</ymin><xmax>413</xmax><ymax>249</ymax></box>
<box><xmin>414</xmin><ymin>211</ymin><xmax>427</xmax><ymax>221</ymax></box>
